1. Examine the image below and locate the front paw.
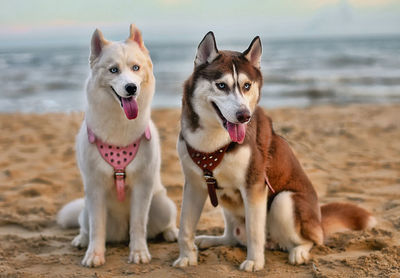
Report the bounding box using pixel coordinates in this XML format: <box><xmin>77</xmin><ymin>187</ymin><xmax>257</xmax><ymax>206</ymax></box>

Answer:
<box><xmin>82</xmin><ymin>248</ymin><xmax>105</xmax><ymax>267</ymax></box>
<box><xmin>128</xmin><ymin>248</ymin><xmax>151</xmax><ymax>264</ymax></box>
<box><xmin>239</xmin><ymin>259</ymin><xmax>264</xmax><ymax>272</ymax></box>
<box><xmin>172</xmin><ymin>250</ymin><xmax>198</xmax><ymax>267</ymax></box>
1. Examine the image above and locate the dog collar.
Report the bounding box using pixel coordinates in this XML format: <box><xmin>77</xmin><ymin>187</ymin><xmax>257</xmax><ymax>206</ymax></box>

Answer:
<box><xmin>185</xmin><ymin>141</ymin><xmax>231</xmax><ymax>207</ymax></box>
<box><xmin>87</xmin><ymin>125</ymin><xmax>151</xmax><ymax>202</ymax></box>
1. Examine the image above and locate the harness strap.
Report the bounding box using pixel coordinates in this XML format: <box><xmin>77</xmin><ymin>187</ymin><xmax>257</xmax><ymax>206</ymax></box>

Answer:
<box><xmin>265</xmin><ymin>174</ymin><xmax>275</xmax><ymax>194</ymax></box>
<box><xmin>185</xmin><ymin>142</ymin><xmax>230</xmax><ymax>207</ymax></box>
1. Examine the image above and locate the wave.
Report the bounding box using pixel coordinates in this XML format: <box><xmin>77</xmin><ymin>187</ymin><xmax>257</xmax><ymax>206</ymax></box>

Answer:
<box><xmin>1</xmin><ymin>35</ymin><xmax>400</xmax><ymax>112</ymax></box>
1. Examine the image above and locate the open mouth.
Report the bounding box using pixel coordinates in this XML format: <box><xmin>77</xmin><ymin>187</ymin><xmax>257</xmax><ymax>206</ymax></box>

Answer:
<box><xmin>211</xmin><ymin>102</ymin><xmax>228</xmax><ymax>129</ymax></box>
<box><xmin>211</xmin><ymin>101</ymin><xmax>247</xmax><ymax>144</ymax></box>
<box><xmin>111</xmin><ymin>86</ymin><xmax>123</xmax><ymax>105</ymax></box>
<box><xmin>111</xmin><ymin>86</ymin><xmax>138</xmax><ymax>120</ymax></box>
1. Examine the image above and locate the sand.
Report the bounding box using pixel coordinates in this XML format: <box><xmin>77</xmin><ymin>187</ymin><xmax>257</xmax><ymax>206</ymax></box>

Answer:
<box><xmin>0</xmin><ymin>104</ymin><xmax>399</xmax><ymax>277</ymax></box>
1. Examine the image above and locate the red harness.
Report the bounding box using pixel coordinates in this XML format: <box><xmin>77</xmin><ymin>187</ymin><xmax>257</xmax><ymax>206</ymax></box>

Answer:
<box><xmin>185</xmin><ymin>141</ymin><xmax>275</xmax><ymax>207</ymax></box>
<box><xmin>87</xmin><ymin>125</ymin><xmax>151</xmax><ymax>202</ymax></box>
<box><xmin>186</xmin><ymin>142</ymin><xmax>230</xmax><ymax>207</ymax></box>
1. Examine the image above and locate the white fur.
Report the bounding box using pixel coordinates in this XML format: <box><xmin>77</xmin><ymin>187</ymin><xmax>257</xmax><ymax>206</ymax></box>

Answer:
<box><xmin>268</xmin><ymin>191</ymin><xmax>313</xmax><ymax>265</ymax></box>
<box><xmin>57</xmin><ymin>198</ymin><xmax>84</xmax><ymax>228</ymax></box>
<box><xmin>239</xmin><ymin>187</ymin><xmax>267</xmax><ymax>271</ymax></box>
<box><xmin>58</xmin><ymin>29</ymin><xmax>177</xmax><ymax>268</ymax></box>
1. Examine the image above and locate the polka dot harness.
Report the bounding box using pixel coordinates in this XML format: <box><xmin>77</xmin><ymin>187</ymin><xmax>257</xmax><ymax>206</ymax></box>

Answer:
<box><xmin>185</xmin><ymin>139</ymin><xmax>275</xmax><ymax>208</ymax></box>
<box><xmin>87</xmin><ymin>125</ymin><xmax>151</xmax><ymax>202</ymax></box>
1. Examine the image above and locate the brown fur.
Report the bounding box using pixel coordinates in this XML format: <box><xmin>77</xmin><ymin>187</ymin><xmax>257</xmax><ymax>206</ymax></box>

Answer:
<box><xmin>245</xmin><ymin>107</ymin><xmax>373</xmax><ymax>244</ymax></box>
<box><xmin>181</xmin><ymin>45</ymin><xmax>374</xmax><ymax>247</ymax></box>
<box><xmin>219</xmin><ymin>190</ymin><xmax>243</xmax><ymax>211</ymax></box>
<box><xmin>321</xmin><ymin>203</ymin><xmax>373</xmax><ymax>236</ymax></box>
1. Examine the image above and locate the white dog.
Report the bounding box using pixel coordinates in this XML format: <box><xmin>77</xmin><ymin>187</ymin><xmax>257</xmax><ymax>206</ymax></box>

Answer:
<box><xmin>57</xmin><ymin>25</ymin><xmax>178</xmax><ymax>267</ymax></box>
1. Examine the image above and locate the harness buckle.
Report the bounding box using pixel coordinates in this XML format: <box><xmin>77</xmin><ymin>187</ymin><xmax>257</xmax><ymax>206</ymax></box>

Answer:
<box><xmin>203</xmin><ymin>171</ymin><xmax>221</xmax><ymax>189</ymax></box>
<box><xmin>115</xmin><ymin>170</ymin><xmax>125</xmax><ymax>179</ymax></box>
<box><xmin>205</xmin><ymin>176</ymin><xmax>217</xmax><ymax>185</ymax></box>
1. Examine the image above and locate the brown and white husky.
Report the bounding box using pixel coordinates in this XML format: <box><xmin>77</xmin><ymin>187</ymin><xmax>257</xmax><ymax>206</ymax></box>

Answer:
<box><xmin>173</xmin><ymin>32</ymin><xmax>376</xmax><ymax>272</ymax></box>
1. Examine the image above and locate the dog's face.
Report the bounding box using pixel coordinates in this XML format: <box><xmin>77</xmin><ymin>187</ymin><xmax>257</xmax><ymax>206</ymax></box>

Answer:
<box><xmin>189</xmin><ymin>32</ymin><xmax>263</xmax><ymax>143</ymax></box>
<box><xmin>88</xmin><ymin>25</ymin><xmax>153</xmax><ymax>120</ymax></box>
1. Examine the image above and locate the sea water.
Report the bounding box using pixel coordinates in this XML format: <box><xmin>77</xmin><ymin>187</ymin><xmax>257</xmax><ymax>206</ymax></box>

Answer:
<box><xmin>0</xmin><ymin>35</ymin><xmax>399</xmax><ymax>113</ymax></box>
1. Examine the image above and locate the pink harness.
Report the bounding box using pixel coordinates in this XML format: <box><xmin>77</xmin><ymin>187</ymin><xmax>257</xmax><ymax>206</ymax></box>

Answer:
<box><xmin>87</xmin><ymin>125</ymin><xmax>151</xmax><ymax>202</ymax></box>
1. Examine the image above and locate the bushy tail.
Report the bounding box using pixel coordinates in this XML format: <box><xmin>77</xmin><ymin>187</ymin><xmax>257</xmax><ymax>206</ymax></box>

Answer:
<box><xmin>321</xmin><ymin>202</ymin><xmax>377</xmax><ymax>237</ymax></box>
<box><xmin>57</xmin><ymin>198</ymin><xmax>84</xmax><ymax>229</ymax></box>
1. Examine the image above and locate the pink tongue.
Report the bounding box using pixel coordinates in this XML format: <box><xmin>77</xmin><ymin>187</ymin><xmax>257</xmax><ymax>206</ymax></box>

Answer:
<box><xmin>121</xmin><ymin>97</ymin><xmax>138</xmax><ymax>120</ymax></box>
<box><xmin>226</xmin><ymin>122</ymin><xmax>246</xmax><ymax>144</ymax></box>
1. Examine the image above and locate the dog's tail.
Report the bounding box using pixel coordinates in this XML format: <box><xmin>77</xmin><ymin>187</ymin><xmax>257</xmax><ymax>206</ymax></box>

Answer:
<box><xmin>57</xmin><ymin>198</ymin><xmax>84</xmax><ymax>229</ymax></box>
<box><xmin>321</xmin><ymin>202</ymin><xmax>376</xmax><ymax>237</ymax></box>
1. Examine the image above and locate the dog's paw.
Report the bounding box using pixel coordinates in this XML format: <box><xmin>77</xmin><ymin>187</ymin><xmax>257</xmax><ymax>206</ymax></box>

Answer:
<box><xmin>128</xmin><ymin>248</ymin><xmax>151</xmax><ymax>264</ymax></box>
<box><xmin>163</xmin><ymin>227</ymin><xmax>178</xmax><ymax>242</ymax></box>
<box><xmin>72</xmin><ymin>234</ymin><xmax>88</xmax><ymax>248</ymax></box>
<box><xmin>195</xmin><ymin>235</ymin><xmax>222</xmax><ymax>249</ymax></box>
<box><xmin>172</xmin><ymin>251</ymin><xmax>197</xmax><ymax>268</ymax></box>
<box><xmin>81</xmin><ymin>249</ymin><xmax>105</xmax><ymax>267</ymax></box>
<box><xmin>288</xmin><ymin>245</ymin><xmax>310</xmax><ymax>265</ymax></box>
<box><xmin>239</xmin><ymin>259</ymin><xmax>264</xmax><ymax>272</ymax></box>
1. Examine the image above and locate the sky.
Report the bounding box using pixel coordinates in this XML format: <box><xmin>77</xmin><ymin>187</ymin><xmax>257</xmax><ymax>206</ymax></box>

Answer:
<box><xmin>1</xmin><ymin>0</ymin><xmax>399</xmax><ymax>45</ymax></box>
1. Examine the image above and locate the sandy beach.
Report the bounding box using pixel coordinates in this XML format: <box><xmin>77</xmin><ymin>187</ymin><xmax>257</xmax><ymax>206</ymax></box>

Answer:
<box><xmin>0</xmin><ymin>104</ymin><xmax>399</xmax><ymax>277</ymax></box>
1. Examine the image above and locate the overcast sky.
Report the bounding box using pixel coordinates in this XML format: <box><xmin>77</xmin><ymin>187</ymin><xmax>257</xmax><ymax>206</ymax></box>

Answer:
<box><xmin>1</xmin><ymin>0</ymin><xmax>399</xmax><ymax>45</ymax></box>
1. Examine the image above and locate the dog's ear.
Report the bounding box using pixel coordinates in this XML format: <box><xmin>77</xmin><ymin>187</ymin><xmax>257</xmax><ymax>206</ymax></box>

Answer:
<box><xmin>243</xmin><ymin>36</ymin><xmax>262</xmax><ymax>68</ymax></box>
<box><xmin>127</xmin><ymin>24</ymin><xmax>146</xmax><ymax>51</ymax></box>
<box><xmin>194</xmin><ymin>31</ymin><xmax>219</xmax><ymax>68</ymax></box>
<box><xmin>90</xmin><ymin>29</ymin><xmax>110</xmax><ymax>67</ymax></box>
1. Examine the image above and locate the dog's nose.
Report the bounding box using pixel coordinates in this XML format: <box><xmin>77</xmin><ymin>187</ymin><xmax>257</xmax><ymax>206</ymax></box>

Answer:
<box><xmin>125</xmin><ymin>83</ymin><xmax>137</xmax><ymax>96</ymax></box>
<box><xmin>236</xmin><ymin>109</ymin><xmax>251</xmax><ymax>123</ymax></box>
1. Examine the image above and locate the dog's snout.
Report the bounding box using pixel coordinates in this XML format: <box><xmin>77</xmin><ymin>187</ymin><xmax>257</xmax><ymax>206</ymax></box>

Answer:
<box><xmin>125</xmin><ymin>83</ymin><xmax>137</xmax><ymax>96</ymax></box>
<box><xmin>236</xmin><ymin>109</ymin><xmax>251</xmax><ymax>123</ymax></box>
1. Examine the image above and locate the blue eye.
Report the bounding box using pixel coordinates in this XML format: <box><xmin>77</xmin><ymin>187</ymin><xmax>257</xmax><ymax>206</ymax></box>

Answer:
<box><xmin>132</xmin><ymin>65</ymin><xmax>140</xmax><ymax>71</ymax></box>
<box><xmin>109</xmin><ymin>67</ymin><xmax>119</xmax><ymax>74</ymax></box>
<box><xmin>244</xmin><ymin>83</ymin><xmax>251</xmax><ymax>90</ymax></box>
<box><xmin>216</xmin><ymin>82</ymin><xmax>226</xmax><ymax>90</ymax></box>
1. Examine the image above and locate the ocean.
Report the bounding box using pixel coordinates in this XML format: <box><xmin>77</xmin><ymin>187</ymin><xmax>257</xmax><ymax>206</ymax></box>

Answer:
<box><xmin>0</xmin><ymin>35</ymin><xmax>399</xmax><ymax>113</ymax></box>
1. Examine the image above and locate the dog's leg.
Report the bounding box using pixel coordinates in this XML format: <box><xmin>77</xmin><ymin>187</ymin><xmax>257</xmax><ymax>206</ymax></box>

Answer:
<box><xmin>173</xmin><ymin>181</ymin><xmax>207</xmax><ymax>267</ymax></box>
<box><xmin>147</xmin><ymin>188</ymin><xmax>178</xmax><ymax>242</ymax></box>
<box><xmin>239</xmin><ymin>185</ymin><xmax>267</xmax><ymax>272</ymax></box>
<box><xmin>268</xmin><ymin>191</ymin><xmax>321</xmax><ymax>265</ymax></box>
<box><xmin>72</xmin><ymin>208</ymin><xmax>89</xmax><ymax>248</ymax></box>
<box><xmin>81</xmin><ymin>187</ymin><xmax>107</xmax><ymax>267</ymax></box>
<box><xmin>128</xmin><ymin>180</ymin><xmax>153</xmax><ymax>264</ymax></box>
<box><xmin>195</xmin><ymin>208</ymin><xmax>238</xmax><ymax>248</ymax></box>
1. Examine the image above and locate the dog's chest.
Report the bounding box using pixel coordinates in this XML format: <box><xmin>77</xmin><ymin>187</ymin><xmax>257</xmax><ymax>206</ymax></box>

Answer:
<box><xmin>212</xmin><ymin>145</ymin><xmax>250</xmax><ymax>213</ymax></box>
<box><xmin>213</xmin><ymin>145</ymin><xmax>251</xmax><ymax>189</ymax></box>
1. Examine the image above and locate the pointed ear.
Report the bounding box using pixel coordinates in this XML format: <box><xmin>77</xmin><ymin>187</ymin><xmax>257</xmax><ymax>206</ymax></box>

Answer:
<box><xmin>194</xmin><ymin>31</ymin><xmax>219</xmax><ymax>67</ymax></box>
<box><xmin>243</xmin><ymin>36</ymin><xmax>262</xmax><ymax>68</ymax></box>
<box><xmin>90</xmin><ymin>29</ymin><xmax>110</xmax><ymax>67</ymax></box>
<box><xmin>127</xmin><ymin>24</ymin><xmax>146</xmax><ymax>50</ymax></box>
